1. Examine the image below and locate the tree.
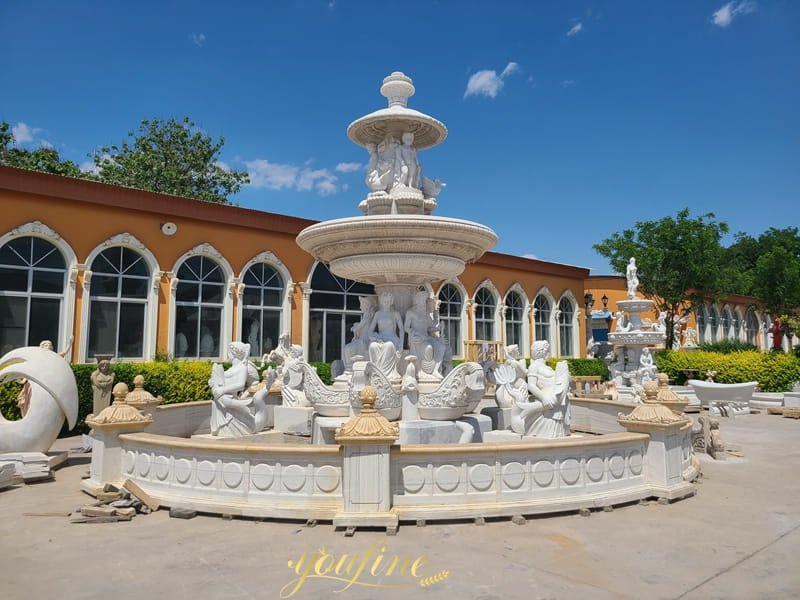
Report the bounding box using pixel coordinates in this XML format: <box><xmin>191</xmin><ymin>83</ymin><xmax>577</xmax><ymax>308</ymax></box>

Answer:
<box><xmin>90</xmin><ymin>117</ymin><xmax>249</xmax><ymax>204</ymax></box>
<box><xmin>594</xmin><ymin>209</ymin><xmax>729</xmax><ymax>349</ymax></box>
<box><xmin>0</xmin><ymin>121</ymin><xmax>84</xmax><ymax>177</ymax></box>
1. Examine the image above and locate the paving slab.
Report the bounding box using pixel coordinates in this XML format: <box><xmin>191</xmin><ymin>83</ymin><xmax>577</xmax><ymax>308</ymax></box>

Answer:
<box><xmin>0</xmin><ymin>414</ymin><xmax>798</xmax><ymax>600</ymax></box>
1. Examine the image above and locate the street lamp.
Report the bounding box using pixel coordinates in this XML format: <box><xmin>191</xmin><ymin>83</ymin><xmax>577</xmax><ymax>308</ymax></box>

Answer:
<box><xmin>584</xmin><ymin>292</ymin><xmax>595</xmax><ymax>348</ymax></box>
<box><xmin>601</xmin><ymin>294</ymin><xmax>608</xmax><ymax>309</ymax></box>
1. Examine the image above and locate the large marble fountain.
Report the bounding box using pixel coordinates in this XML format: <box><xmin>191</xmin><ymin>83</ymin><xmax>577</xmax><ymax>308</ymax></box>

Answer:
<box><xmin>75</xmin><ymin>73</ymin><xmax>699</xmax><ymax>530</ymax></box>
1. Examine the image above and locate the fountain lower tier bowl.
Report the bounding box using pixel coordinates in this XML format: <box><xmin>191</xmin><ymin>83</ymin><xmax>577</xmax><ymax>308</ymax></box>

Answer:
<box><xmin>296</xmin><ymin>215</ymin><xmax>498</xmax><ymax>285</ymax></box>
<box><xmin>608</xmin><ymin>331</ymin><xmax>667</xmax><ymax>346</ymax></box>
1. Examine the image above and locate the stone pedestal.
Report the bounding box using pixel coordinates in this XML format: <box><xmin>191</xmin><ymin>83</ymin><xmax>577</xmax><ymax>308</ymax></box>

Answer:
<box><xmin>274</xmin><ymin>406</ymin><xmax>315</xmax><ymax>436</ymax></box>
<box><xmin>81</xmin><ymin>383</ymin><xmax>153</xmax><ymax>496</ymax></box>
<box><xmin>459</xmin><ymin>413</ymin><xmax>493</xmax><ymax>442</ymax></box>
<box><xmin>334</xmin><ymin>386</ymin><xmax>399</xmax><ymax>531</ymax></box>
<box><xmin>784</xmin><ymin>392</ymin><xmax>800</xmax><ymax>408</ymax></box>
<box><xmin>481</xmin><ymin>406</ymin><xmax>513</xmax><ymax>431</ymax></box>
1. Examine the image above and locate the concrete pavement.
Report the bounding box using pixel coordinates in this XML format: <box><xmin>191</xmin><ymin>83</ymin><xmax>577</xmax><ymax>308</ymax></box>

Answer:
<box><xmin>1</xmin><ymin>413</ymin><xmax>798</xmax><ymax>600</ymax></box>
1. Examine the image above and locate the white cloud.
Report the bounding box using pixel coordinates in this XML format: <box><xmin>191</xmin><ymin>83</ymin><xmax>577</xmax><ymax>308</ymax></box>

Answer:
<box><xmin>335</xmin><ymin>161</ymin><xmax>362</xmax><ymax>173</ymax></box>
<box><xmin>39</xmin><ymin>140</ymin><xmax>53</xmax><ymax>149</ymax></box>
<box><xmin>566</xmin><ymin>22</ymin><xmax>584</xmax><ymax>36</ymax></box>
<box><xmin>712</xmin><ymin>1</ymin><xmax>756</xmax><ymax>28</ymax></box>
<box><xmin>11</xmin><ymin>122</ymin><xmax>41</xmax><ymax>144</ymax></box>
<box><xmin>192</xmin><ymin>33</ymin><xmax>206</xmax><ymax>46</ymax></box>
<box><xmin>215</xmin><ymin>160</ymin><xmax>231</xmax><ymax>172</ymax></box>
<box><xmin>561</xmin><ymin>80</ymin><xmax>576</xmax><ymax>88</ymax></box>
<box><xmin>245</xmin><ymin>159</ymin><xmax>340</xmax><ymax>196</ymax></box>
<box><xmin>522</xmin><ymin>253</ymin><xmax>538</xmax><ymax>260</ymax></box>
<box><xmin>464</xmin><ymin>62</ymin><xmax>520</xmax><ymax>99</ymax></box>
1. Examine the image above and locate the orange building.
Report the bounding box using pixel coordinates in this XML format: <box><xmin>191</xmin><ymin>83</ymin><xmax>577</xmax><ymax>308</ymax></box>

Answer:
<box><xmin>0</xmin><ymin>166</ymin><xmax>591</xmax><ymax>363</ymax></box>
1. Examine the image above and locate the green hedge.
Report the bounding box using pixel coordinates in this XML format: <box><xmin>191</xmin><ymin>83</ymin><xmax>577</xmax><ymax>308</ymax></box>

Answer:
<box><xmin>547</xmin><ymin>358</ymin><xmax>611</xmax><ymax>381</ymax></box>
<box><xmin>655</xmin><ymin>350</ymin><xmax>800</xmax><ymax>392</ymax></box>
<box><xmin>0</xmin><ymin>360</ymin><xmax>335</xmax><ymax>437</ymax></box>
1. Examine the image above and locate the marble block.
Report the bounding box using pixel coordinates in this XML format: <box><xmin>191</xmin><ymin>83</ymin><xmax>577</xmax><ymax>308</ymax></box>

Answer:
<box><xmin>312</xmin><ymin>415</ymin><xmax>349</xmax><ymax>445</ymax></box>
<box><xmin>784</xmin><ymin>392</ymin><xmax>800</xmax><ymax>409</ymax></box>
<box><xmin>274</xmin><ymin>406</ymin><xmax>315</xmax><ymax>436</ymax></box>
<box><xmin>459</xmin><ymin>413</ymin><xmax>493</xmax><ymax>442</ymax></box>
<box><xmin>481</xmin><ymin>406</ymin><xmax>513</xmax><ymax>431</ymax></box>
<box><xmin>399</xmin><ymin>420</ymin><xmax>466</xmax><ymax>444</ymax></box>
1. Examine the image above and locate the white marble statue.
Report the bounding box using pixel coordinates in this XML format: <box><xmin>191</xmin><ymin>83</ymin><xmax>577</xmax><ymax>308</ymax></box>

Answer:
<box><xmin>615</xmin><ymin>311</ymin><xmax>632</xmax><ymax>332</ymax></box>
<box><xmin>494</xmin><ymin>362</ymin><xmax>528</xmax><ymax>410</ymax></box>
<box><xmin>626</xmin><ymin>257</ymin><xmax>639</xmax><ymax>299</ymax></box>
<box><xmin>656</xmin><ymin>311</ymin><xmax>667</xmax><ymax>334</ymax></box>
<box><xmin>90</xmin><ymin>359</ymin><xmax>115</xmax><ymax>416</ymax></box>
<box><xmin>673</xmin><ymin>312</ymin><xmax>690</xmax><ymax>348</ymax></box>
<box><xmin>263</xmin><ymin>333</ymin><xmax>303</xmax><ymax>378</ymax></box>
<box><xmin>367</xmin><ymin>292</ymin><xmax>404</xmax><ymax>377</ymax></box>
<box><xmin>396</xmin><ymin>132</ymin><xmax>420</xmax><ymax>188</ymax></box>
<box><xmin>209</xmin><ymin>342</ymin><xmax>265</xmax><ymax>437</ymax></box>
<box><xmin>343</xmin><ymin>296</ymin><xmax>377</xmax><ymax>370</ymax></box>
<box><xmin>511</xmin><ymin>341</ymin><xmax>570</xmax><ymax>438</ymax></box>
<box><xmin>639</xmin><ymin>347</ymin><xmax>658</xmax><ymax>382</ymax></box>
<box><xmin>280</xmin><ymin>348</ymin><xmax>311</xmax><ymax>408</ymax></box>
<box><xmin>0</xmin><ymin>346</ymin><xmax>79</xmax><ymax>453</ymax></box>
<box><xmin>404</xmin><ymin>290</ymin><xmax>448</xmax><ymax>378</ymax></box>
<box><xmin>684</xmin><ymin>327</ymin><xmax>698</xmax><ymax>348</ymax></box>
<box><xmin>421</xmin><ymin>175</ymin><xmax>446</xmax><ymax>199</ymax></box>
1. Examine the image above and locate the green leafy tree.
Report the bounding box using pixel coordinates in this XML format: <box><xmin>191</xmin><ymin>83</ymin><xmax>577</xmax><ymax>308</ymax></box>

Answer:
<box><xmin>594</xmin><ymin>208</ymin><xmax>729</xmax><ymax>349</ymax></box>
<box><xmin>0</xmin><ymin>121</ymin><xmax>84</xmax><ymax>177</ymax></box>
<box><xmin>90</xmin><ymin>117</ymin><xmax>249</xmax><ymax>204</ymax></box>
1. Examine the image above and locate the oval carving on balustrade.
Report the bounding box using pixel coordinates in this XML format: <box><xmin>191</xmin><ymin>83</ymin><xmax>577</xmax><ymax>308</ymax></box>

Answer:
<box><xmin>502</xmin><ymin>462</ymin><xmax>526</xmax><ymax>490</ymax></box>
<box><xmin>532</xmin><ymin>460</ymin><xmax>555</xmax><ymax>487</ymax></box>
<box><xmin>434</xmin><ymin>464</ymin><xmax>461</xmax><ymax>493</ymax></box>
<box><xmin>174</xmin><ymin>458</ymin><xmax>193</xmax><ymax>484</ymax></box>
<box><xmin>402</xmin><ymin>465</ymin><xmax>427</xmax><ymax>494</ymax></box>
<box><xmin>469</xmin><ymin>464</ymin><xmax>494</xmax><ymax>492</ymax></box>
<box><xmin>560</xmin><ymin>458</ymin><xmax>581</xmax><ymax>486</ymax></box>
<box><xmin>251</xmin><ymin>464</ymin><xmax>274</xmax><ymax>491</ymax></box>
<box><xmin>196</xmin><ymin>460</ymin><xmax>217</xmax><ymax>486</ymax></box>
<box><xmin>222</xmin><ymin>462</ymin><xmax>244</xmax><ymax>489</ymax></box>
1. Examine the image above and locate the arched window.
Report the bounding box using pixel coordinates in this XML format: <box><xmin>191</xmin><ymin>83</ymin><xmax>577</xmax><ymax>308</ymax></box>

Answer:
<box><xmin>533</xmin><ymin>294</ymin><xmax>551</xmax><ymax>345</ymax></box>
<box><xmin>174</xmin><ymin>255</ymin><xmax>226</xmax><ymax>358</ymax></box>
<box><xmin>745</xmin><ymin>309</ymin><xmax>758</xmax><ymax>345</ymax></box>
<box><xmin>438</xmin><ymin>283</ymin><xmax>462</xmax><ymax>359</ymax></box>
<box><xmin>721</xmin><ymin>308</ymin><xmax>732</xmax><ymax>340</ymax></box>
<box><xmin>709</xmin><ymin>306</ymin><xmax>719</xmax><ymax>343</ymax></box>
<box><xmin>308</xmin><ymin>263</ymin><xmax>374</xmax><ymax>363</ymax></box>
<box><xmin>696</xmin><ymin>305</ymin><xmax>707</xmax><ymax>344</ymax></box>
<box><xmin>558</xmin><ymin>297</ymin><xmax>575</xmax><ymax>357</ymax></box>
<box><xmin>0</xmin><ymin>236</ymin><xmax>65</xmax><ymax>351</ymax></box>
<box><xmin>241</xmin><ymin>262</ymin><xmax>284</xmax><ymax>358</ymax></box>
<box><xmin>87</xmin><ymin>247</ymin><xmax>150</xmax><ymax>358</ymax></box>
<box><xmin>732</xmin><ymin>310</ymin><xmax>741</xmax><ymax>341</ymax></box>
<box><xmin>474</xmin><ymin>287</ymin><xmax>496</xmax><ymax>341</ymax></box>
<box><xmin>504</xmin><ymin>291</ymin><xmax>524</xmax><ymax>348</ymax></box>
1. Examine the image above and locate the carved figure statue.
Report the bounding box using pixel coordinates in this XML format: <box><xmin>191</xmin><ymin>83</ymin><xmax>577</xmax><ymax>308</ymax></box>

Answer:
<box><xmin>513</xmin><ymin>351</ymin><xmax>571</xmax><ymax>438</ymax></box>
<box><xmin>494</xmin><ymin>363</ymin><xmax>528</xmax><ymax>410</ymax></box>
<box><xmin>626</xmin><ymin>257</ymin><xmax>639</xmax><ymax>299</ymax></box>
<box><xmin>200</xmin><ymin>326</ymin><xmax>215</xmax><ymax>356</ymax></box>
<box><xmin>247</xmin><ymin>319</ymin><xmax>260</xmax><ymax>354</ymax></box>
<box><xmin>280</xmin><ymin>348</ymin><xmax>310</xmax><ymax>407</ymax></box>
<box><xmin>656</xmin><ymin>311</ymin><xmax>667</xmax><ymax>334</ymax></box>
<box><xmin>684</xmin><ymin>327</ymin><xmax>698</xmax><ymax>348</ymax></box>
<box><xmin>404</xmin><ymin>291</ymin><xmax>447</xmax><ymax>378</ymax></box>
<box><xmin>396</xmin><ymin>132</ymin><xmax>420</xmax><ymax>188</ymax></box>
<box><xmin>91</xmin><ymin>359</ymin><xmax>115</xmax><ymax>415</ymax></box>
<box><xmin>615</xmin><ymin>311</ymin><xmax>631</xmax><ymax>332</ymax></box>
<box><xmin>263</xmin><ymin>333</ymin><xmax>303</xmax><ymax>379</ymax></box>
<box><xmin>673</xmin><ymin>311</ymin><xmax>690</xmax><ymax>348</ymax></box>
<box><xmin>421</xmin><ymin>175</ymin><xmax>446</xmax><ymax>199</ymax></box>
<box><xmin>0</xmin><ymin>346</ymin><xmax>79</xmax><ymax>453</ymax></box>
<box><xmin>343</xmin><ymin>296</ymin><xmax>377</xmax><ymax>370</ymax></box>
<box><xmin>17</xmin><ymin>339</ymin><xmax>70</xmax><ymax>418</ymax></box>
<box><xmin>639</xmin><ymin>347</ymin><xmax>658</xmax><ymax>382</ymax></box>
<box><xmin>368</xmin><ymin>292</ymin><xmax>404</xmax><ymax>376</ymax></box>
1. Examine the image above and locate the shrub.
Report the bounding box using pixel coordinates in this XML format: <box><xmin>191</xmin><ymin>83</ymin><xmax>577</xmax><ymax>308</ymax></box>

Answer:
<box><xmin>697</xmin><ymin>340</ymin><xmax>758</xmax><ymax>354</ymax></box>
<box><xmin>547</xmin><ymin>357</ymin><xmax>610</xmax><ymax>381</ymax></box>
<box><xmin>655</xmin><ymin>350</ymin><xmax>800</xmax><ymax>392</ymax></box>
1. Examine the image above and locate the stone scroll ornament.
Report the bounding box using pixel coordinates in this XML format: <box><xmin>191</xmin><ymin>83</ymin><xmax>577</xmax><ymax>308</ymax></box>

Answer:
<box><xmin>0</xmin><ymin>346</ymin><xmax>79</xmax><ymax>453</ymax></box>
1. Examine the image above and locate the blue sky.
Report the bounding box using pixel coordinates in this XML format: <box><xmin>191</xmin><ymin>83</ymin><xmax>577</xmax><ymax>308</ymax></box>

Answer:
<box><xmin>2</xmin><ymin>1</ymin><xmax>798</xmax><ymax>274</ymax></box>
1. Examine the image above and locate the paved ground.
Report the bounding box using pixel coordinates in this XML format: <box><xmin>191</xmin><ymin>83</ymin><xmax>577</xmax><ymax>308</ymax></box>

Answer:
<box><xmin>1</xmin><ymin>413</ymin><xmax>798</xmax><ymax>600</ymax></box>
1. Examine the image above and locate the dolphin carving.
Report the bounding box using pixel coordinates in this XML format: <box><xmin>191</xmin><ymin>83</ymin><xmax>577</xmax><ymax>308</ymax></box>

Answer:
<box><xmin>0</xmin><ymin>346</ymin><xmax>79</xmax><ymax>453</ymax></box>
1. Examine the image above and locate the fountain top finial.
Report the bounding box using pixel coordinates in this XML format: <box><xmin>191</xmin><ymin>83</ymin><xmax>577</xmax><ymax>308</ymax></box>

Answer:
<box><xmin>380</xmin><ymin>72</ymin><xmax>415</xmax><ymax>107</ymax></box>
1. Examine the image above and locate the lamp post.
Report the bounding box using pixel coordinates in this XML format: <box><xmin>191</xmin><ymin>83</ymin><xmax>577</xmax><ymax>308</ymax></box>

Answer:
<box><xmin>601</xmin><ymin>294</ymin><xmax>608</xmax><ymax>309</ymax></box>
<box><xmin>584</xmin><ymin>291</ymin><xmax>595</xmax><ymax>349</ymax></box>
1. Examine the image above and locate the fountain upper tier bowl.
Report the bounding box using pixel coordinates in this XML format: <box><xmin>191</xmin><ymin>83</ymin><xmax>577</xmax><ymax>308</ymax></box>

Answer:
<box><xmin>296</xmin><ymin>214</ymin><xmax>498</xmax><ymax>285</ymax></box>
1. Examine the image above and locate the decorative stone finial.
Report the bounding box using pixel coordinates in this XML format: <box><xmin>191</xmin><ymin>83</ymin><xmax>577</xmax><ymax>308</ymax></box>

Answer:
<box><xmin>380</xmin><ymin>72</ymin><xmax>415</xmax><ymax>107</ymax></box>
<box><xmin>86</xmin><ymin>382</ymin><xmax>153</xmax><ymax>429</ymax></box>
<box><xmin>335</xmin><ymin>386</ymin><xmax>399</xmax><ymax>442</ymax></box>
<box><xmin>125</xmin><ymin>374</ymin><xmax>162</xmax><ymax>410</ymax></box>
<box><xmin>656</xmin><ymin>373</ymin><xmax>688</xmax><ymax>412</ymax></box>
<box><xmin>642</xmin><ymin>380</ymin><xmax>660</xmax><ymax>403</ymax></box>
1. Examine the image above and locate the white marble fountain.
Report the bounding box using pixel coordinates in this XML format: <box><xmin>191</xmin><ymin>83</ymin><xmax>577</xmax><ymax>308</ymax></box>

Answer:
<box><xmin>77</xmin><ymin>73</ymin><xmax>699</xmax><ymax>529</ymax></box>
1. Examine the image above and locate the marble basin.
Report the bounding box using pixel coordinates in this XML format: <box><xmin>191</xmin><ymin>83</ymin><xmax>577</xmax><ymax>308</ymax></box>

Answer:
<box><xmin>688</xmin><ymin>379</ymin><xmax>758</xmax><ymax>403</ymax></box>
<box><xmin>296</xmin><ymin>215</ymin><xmax>498</xmax><ymax>285</ymax></box>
